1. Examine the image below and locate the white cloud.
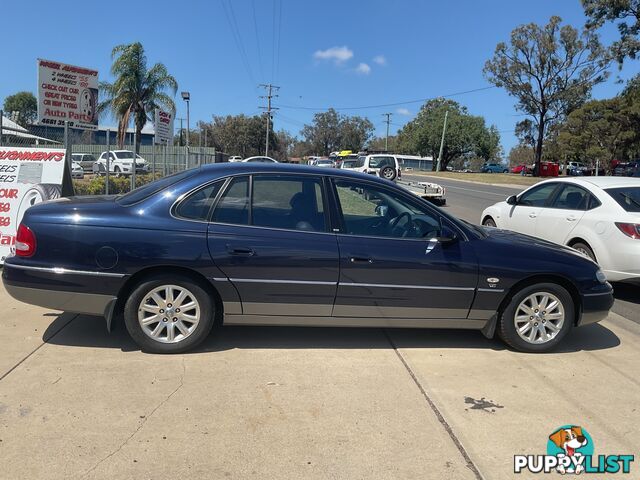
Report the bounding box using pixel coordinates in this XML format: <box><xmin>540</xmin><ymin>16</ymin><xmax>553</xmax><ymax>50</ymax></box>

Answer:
<box><xmin>355</xmin><ymin>63</ymin><xmax>371</xmax><ymax>75</ymax></box>
<box><xmin>396</xmin><ymin>107</ymin><xmax>411</xmax><ymax>116</ymax></box>
<box><xmin>373</xmin><ymin>55</ymin><xmax>387</xmax><ymax>66</ymax></box>
<box><xmin>313</xmin><ymin>46</ymin><xmax>354</xmax><ymax>64</ymax></box>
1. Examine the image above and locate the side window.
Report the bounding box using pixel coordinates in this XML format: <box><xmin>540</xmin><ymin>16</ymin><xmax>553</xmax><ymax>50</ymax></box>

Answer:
<box><xmin>334</xmin><ymin>180</ymin><xmax>441</xmax><ymax>239</ymax></box>
<box><xmin>518</xmin><ymin>183</ymin><xmax>559</xmax><ymax>207</ymax></box>
<box><xmin>550</xmin><ymin>184</ymin><xmax>589</xmax><ymax>210</ymax></box>
<box><xmin>175</xmin><ymin>181</ymin><xmax>223</xmax><ymax>221</ymax></box>
<box><xmin>211</xmin><ymin>176</ymin><xmax>250</xmax><ymax>225</ymax></box>
<box><xmin>99</xmin><ymin>153</ymin><xmax>106</xmax><ymax>160</ymax></box>
<box><xmin>252</xmin><ymin>175</ymin><xmax>326</xmax><ymax>231</ymax></box>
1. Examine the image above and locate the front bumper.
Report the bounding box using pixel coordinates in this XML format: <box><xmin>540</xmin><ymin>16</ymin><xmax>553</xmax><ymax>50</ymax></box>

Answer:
<box><xmin>579</xmin><ymin>287</ymin><xmax>614</xmax><ymax>326</ymax></box>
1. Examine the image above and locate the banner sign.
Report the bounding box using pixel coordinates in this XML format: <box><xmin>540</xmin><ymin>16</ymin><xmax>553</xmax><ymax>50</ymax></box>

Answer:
<box><xmin>37</xmin><ymin>59</ymin><xmax>99</xmax><ymax>130</ymax></box>
<box><xmin>154</xmin><ymin>109</ymin><xmax>174</xmax><ymax>144</ymax></box>
<box><xmin>0</xmin><ymin>147</ymin><xmax>66</xmax><ymax>264</ymax></box>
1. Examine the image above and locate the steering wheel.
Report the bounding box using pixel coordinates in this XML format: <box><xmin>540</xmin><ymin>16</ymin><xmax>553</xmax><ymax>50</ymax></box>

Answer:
<box><xmin>389</xmin><ymin>211</ymin><xmax>413</xmax><ymax>236</ymax></box>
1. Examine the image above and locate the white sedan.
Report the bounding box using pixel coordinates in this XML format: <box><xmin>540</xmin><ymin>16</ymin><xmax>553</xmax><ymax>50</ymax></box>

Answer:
<box><xmin>481</xmin><ymin>177</ymin><xmax>640</xmax><ymax>283</ymax></box>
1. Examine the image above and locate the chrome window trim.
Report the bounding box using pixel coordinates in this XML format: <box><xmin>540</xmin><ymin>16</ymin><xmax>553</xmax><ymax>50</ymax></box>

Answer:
<box><xmin>6</xmin><ymin>264</ymin><xmax>126</xmax><ymax>278</ymax></box>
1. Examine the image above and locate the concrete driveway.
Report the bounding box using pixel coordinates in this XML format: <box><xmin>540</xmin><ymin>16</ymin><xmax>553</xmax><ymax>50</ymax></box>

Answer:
<box><xmin>0</xmin><ymin>283</ymin><xmax>638</xmax><ymax>479</ymax></box>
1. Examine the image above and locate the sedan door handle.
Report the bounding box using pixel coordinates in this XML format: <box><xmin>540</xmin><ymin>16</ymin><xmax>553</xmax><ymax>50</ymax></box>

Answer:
<box><xmin>566</xmin><ymin>216</ymin><xmax>577</xmax><ymax>222</ymax></box>
<box><xmin>350</xmin><ymin>256</ymin><xmax>373</xmax><ymax>264</ymax></box>
<box><xmin>227</xmin><ymin>246</ymin><xmax>255</xmax><ymax>256</ymax></box>
<box><xmin>529</xmin><ymin>213</ymin><xmax>538</xmax><ymax>218</ymax></box>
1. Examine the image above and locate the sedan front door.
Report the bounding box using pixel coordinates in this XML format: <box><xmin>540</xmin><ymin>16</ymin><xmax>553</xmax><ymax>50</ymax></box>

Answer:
<box><xmin>506</xmin><ymin>182</ymin><xmax>560</xmax><ymax>234</ymax></box>
<box><xmin>330</xmin><ymin>179</ymin><xmax>478</xmax><ymax>320</ymax></box>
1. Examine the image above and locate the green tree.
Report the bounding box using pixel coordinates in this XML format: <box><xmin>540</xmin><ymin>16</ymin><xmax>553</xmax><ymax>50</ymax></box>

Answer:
<box><xmin>508</xmin><ymin>144</ymin><xmax>535</xmax><ymax>167</ymax></box>
<box><xmin>484</xmin><ymin>16</ymin><xmax>609</xmax><ymax>175</ymax></box>
<box><xmin>3</xmin><ymin>91</ymin><xmax>37</xmax><ymax>127</ymax></box>
<box><xmin>300</xmin><ymin>108</ymin><xmax>374</xmax><ymax>155</ymax></box>
<box><xmin>583</xmin><ymin>0</ymin><xmax>640</xmax><ymax>63</ymax></box>
<box><xmin>200</xmin><ymin>114</ymin><xmax>279</xmax><ymax>158</ymax></box>
<box><xmin>99</xmin><ymin>42</ymin><xmax>178</xmax><ymax>149</ymax></box>
<box><xmin>395</xmin><ymin>98</ymin><xmax>500</xmax><ymax>169</ymax></box>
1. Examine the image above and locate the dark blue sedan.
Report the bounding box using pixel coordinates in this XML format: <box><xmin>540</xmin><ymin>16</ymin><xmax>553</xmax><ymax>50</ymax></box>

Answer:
<box><xmin>2</xmin><ymin>163</ymin><xmax>613</xmax><ymax>353</ymax></box>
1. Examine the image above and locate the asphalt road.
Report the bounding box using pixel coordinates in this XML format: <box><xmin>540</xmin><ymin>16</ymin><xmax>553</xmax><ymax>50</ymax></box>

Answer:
<box><xmin>402</xmin><ymin>173</ymin><xmax>640</xmax><ymax>324</ymax></box>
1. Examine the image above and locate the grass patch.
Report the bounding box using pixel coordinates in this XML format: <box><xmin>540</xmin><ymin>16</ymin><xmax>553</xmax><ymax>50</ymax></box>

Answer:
<box><xmin>407</xmin><ymin>171</ymin><xmax>546</xmax><ymax>187</ymax></box>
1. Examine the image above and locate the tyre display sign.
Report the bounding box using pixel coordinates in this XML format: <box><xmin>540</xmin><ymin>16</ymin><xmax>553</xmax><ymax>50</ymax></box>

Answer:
<box><xmin>0</xmin><ymin>147</ymin><xmax>65</xmax><ymax>264</ymax></box>
<box><xmin>37</xmin><ymin>59</ymin><xmax>99</xmax><ymax>131</ymax></box>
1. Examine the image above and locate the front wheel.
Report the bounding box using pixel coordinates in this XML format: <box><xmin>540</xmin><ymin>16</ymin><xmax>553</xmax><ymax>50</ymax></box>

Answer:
<box><xmin>498</xmin><ymin>283</ymin><xmax>574</xmax><ymax>353</ymax></box>
<box><xmin>482</xmin><ymin>217</ymin><xmax>497</xmax><ymax>228</ymax></box>
<box><xmin>124</xmin><ymin>275</ymin><xmax>215</xmax><ymax>353</ymax></box>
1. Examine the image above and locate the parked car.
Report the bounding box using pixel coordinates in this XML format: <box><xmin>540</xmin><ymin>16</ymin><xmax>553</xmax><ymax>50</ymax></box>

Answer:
<box><xmin>481</xmin><ymin>177</ymin><xmax>640</xmax><ymax>283</ymax></box>
<box><xmin>341</xmin><ymin>154</ymin><xmax>401</xmax><ymax>181</ymax></box>
<box><xmin>314</xmin><ymin>159</ymin><xmax>336</xmax><ymax>168</ymax></box>
<box><xmin>71</xmin><ymin>161</ymin><xmax>84</xmax><ymax>179</ymax></box>
<box><xmin>340</xmin><ymin>159</ymin><xmax>359</xmax><ymax>169</ymax></box>
<box><xmin>481</xmin><ymin>163</ymin><xmax>509</xmax><ymax>174</ymax></box>
<box><xmin>511</xmin><ymin>164</ymin><xmax>532</xmax><ymax>175</ymax></box>
<box><xmin>3</xmin><ymin>164</ymin><xmax>612</xmax><ymax>354</ymax></box>
<box><xmin>242</xmin><ymin>156</ymin><xmax>278</xmax><ymax>163</ymax></box>
<box><xmin>613</xmin><ymin>161</ymin><xmax>640</xmax><ymax>177</ymax></box>
<box><xmin>71</xmin><ymin>153</ymin><xmax>96</xmax><ymax>172</ymax></box>
<box><xmin>228</xmin><ymin>156</ymin><xmax>243</xmax><ymax>162</ymax></box>
<box><xmin>94</xmin><ymin>150</ymin><xmax>149</xmax><ymax>177</ymax></box>
<box><xmin>565</xmin><ymin>161</ymin><xmax>588</xmax><ymax>176</ymax></box>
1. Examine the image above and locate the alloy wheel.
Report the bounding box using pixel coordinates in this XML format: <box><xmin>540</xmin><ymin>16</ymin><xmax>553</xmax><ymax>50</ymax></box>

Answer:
<box><xmin>514</xmin><ymin>292</ymin><xmax>565</xmax><ymax>344</ymax></box>
<box><xmin>138</xmin><ymin>285</ymin><xmax>201</xmax><ymax>344</ymax></box>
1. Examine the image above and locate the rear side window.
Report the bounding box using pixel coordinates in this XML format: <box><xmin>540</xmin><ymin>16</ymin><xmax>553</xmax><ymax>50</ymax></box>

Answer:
<box><xmin>518</xmin><ymin>183</ymin><xmax>559</xmax><ymax>207</ymax></box>
<box><xmin>252</xmin><ymin>176</ymin><xmax>326</xmax><ymax>231</ymax></box>
<box><xmin>175</xmin><ymin>181</ymin><xmax>223</xmax><ymax>221</ymax></box>
<box><xmin>606</xmin><ymin>187</ymin><xmax>640</xmax><ymax>212</ymax></box>
<box><xmin>212</xmin><ymin>176</ymin><xmax>250</xmax><ymax>225</ymax></box>
<box><xmin>550</xmin><ymin>184</ymin><xmax>589</xmax><ymax>210</ymax></box>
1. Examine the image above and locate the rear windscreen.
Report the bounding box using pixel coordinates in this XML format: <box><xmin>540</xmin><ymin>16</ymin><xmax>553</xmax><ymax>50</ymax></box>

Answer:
<box><xmin>117</xmin><ymin>169</ymin><xmax>199</xmax><ymax>206</ymax></box>
<box><xmin>606</xmin><ymin>187</ymin><xmax>640</xmax><ymax>212</ymax></box>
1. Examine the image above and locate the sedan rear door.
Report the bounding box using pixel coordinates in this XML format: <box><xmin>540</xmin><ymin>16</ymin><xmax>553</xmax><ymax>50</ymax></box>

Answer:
<box><xmin>533</xmin><ymin>183</ymin><xmax>592</xmax><ymax>243</ymax></box>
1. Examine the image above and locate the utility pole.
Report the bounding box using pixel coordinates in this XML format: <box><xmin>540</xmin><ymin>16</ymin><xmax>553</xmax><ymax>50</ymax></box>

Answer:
<box><xmin>383</xmin><ymin>113</ymin><xmax>392</xmax><ymax>152</ymax></box>
<box><xmin>436</xmin><ymin>110</ymin><xmax>449</xmax><ymax>172</ymax></box>
<box><xmin>177</xmin><ymin>118</ymin><xmax>185</xmax><ymax>146</ymax></box>
<box><xmin>259</xmin><ymin>83</ymin><xmax>280</xmax><ymax>157</ymax></box>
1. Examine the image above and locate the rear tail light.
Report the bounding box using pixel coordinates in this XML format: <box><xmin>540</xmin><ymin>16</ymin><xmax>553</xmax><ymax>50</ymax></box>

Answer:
<box><xmin>615</xmin><ymin>222</ymin><xmax>640</xmax><ymax>239</ymax></box>
<box><xmin>15</xmin><ymin>224</ymin><xmax>36</xmax><ymax>257</ymax></box>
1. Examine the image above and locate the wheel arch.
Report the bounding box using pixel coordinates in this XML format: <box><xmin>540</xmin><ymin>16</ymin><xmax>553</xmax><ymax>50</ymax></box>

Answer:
<box><xmin>481</xmin><ymin>214</ymin><xmax>496</xmax><ymax>226</ymax></box>
<box><xmin>494</xmin><ymin>274</ymin><xmax>582</xmax><ymax>332</ymax></box>
<box><xmin>109</xmin><ymin>265</ymin><xmax>223</xmax><ymax>331</ymax></box>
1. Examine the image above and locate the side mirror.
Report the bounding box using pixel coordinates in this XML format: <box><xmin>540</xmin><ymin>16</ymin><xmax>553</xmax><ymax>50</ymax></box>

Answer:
<box><xmin>431</xmin><ymin>226</ymin><xmax>458</xmax><ymax>245</ymax></box>
<box><xmin>506</xmin><ymin>195</ymin><xmax>517</xmax><ymax>205</ymax></box>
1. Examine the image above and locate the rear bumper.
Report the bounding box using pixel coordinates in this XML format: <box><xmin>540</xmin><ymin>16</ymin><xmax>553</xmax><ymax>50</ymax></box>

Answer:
<box><xmin>578</xmin><ymin>288</ymin><xmax>614</xmax><ymax>326</ymax></box>
<box><xmin>4</xmin><ymin>283</ymin><xmax>116</xmax><ymax>317</ymax></box>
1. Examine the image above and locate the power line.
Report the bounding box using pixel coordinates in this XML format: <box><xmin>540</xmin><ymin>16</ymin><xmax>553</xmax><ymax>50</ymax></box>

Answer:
<box><xmin>278</xmin><ymin>85</ymin><xmax>497</xmax><ymax>112</ymax></box>
<box><xmin>275</xmin><ymin>0</ymin><xmax>283</xmax><ymax>82</ymax></box>
<box><xmin>220</xmin><ymin>0</ymin><xmax>256</xmax><ymax>86</ymax></box>
<box><xmin>251</xmin><ymin>0</ymin><xmax>265</xmax><ymax>82</ymax></box>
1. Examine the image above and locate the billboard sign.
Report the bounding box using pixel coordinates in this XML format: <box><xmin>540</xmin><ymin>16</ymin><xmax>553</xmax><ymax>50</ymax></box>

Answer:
<box><xmin>37</xmin><ymin>59</ymin><xmax>99</xmax><ymax>130</ymax></box>
<box><xmin>154</xmin><ymin>109</ymin><xmax>174</xmax><ymax>144</ymax></box>
<box><xmin>0</xmin><ymin>147</ymin><xmax>66</xmax><ymax>264</ymax></box>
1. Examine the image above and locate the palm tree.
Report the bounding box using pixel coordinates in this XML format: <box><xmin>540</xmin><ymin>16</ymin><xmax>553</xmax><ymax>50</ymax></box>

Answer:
<box><xmin>99</xmin><ymin>42</ymin><xmax>178</xmax><ymax>149</ymax></box>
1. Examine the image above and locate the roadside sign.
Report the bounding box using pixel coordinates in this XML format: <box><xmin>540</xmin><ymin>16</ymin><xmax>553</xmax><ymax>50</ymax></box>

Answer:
<box><xmin>154</xmin><ymin>109</ymin><xmax>174</xmax><ymax>144</ymax></box>
<box><xmin>37</xmin><ymin>59</ymin><xmax>99</xmax><ymax>131</ymax></box>
<box><xmin>0</xmin><ymin>146</ymin><xmax>66</xmax><ymax>264</ymax></box>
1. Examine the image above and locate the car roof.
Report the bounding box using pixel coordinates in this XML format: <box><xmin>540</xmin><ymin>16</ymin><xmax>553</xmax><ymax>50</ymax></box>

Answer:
<box><xmin>558</xmin><ymin>176</ymin><xmax>640</xmax><ymax>189</ymax></box>
<box><xmin>196</xmin><ymin>161</ymin><xmax>395</xmax><ymax>182</ymax></box>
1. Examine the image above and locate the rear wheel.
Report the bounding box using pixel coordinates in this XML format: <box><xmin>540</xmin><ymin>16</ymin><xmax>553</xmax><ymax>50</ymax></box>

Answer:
<box><xmin>114</xmin><ymin>166</ymin><xmax>122</xmax><ymax>177</ymax></box>
<box><xmin>571</xmin><ymin>241</ymin><xmax>596</xmax><ymax>262</ymax></box>
<box><xmin>499</xmin><ymin>283</ymin><xmax>573</xmax><ymax>353</ymax></box>
<box><xmin>503</xmin><ymin>169</ymin><xmax>509</xmax><ymax>173</ymax></box>
<box><xmin>124</xmin><ymin>275</ymin><xmax>215</xmax><ymax>353</ymax></box>
<box><xmin>482</xmin><ymin>217</ymin><xmax>497</xmax><ymax>228</ymax></box>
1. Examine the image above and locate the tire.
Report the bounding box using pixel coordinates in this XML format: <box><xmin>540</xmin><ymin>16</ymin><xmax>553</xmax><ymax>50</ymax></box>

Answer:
<box><xmin>482</xmin><ymin>217</ymin><xmax>497</xmax><ymax>228</ymax></box>
<box><xmin>114</xmin><ymin>166</ymin><xmax>122</xmax><ymax>178</ymax></box>
<box><xmin>503</xmin><ymin>169</ymin><xmax>509</xmax><ymax>174</ymax></box>
<box><xmin>124</xmin><ymin>274</ymin><xmax>215</xmax><ymax>353</ymax></box>
<box><xmin>571</xmin><ymin>241</ymin><xmax>597</xmax><ymax>263</ymax></box>
<box><xmin>379</xmin><ymin>166</ymin><xmax>397</xmax><ymax>181</ymax></box>
<box><xmin>498</xmin><ymin>283</ymin><xmax>574</xmax><ymax>353</ymax></box>
<box><xmin>16</xmin><ymin>184</ymin><xmax>62</xmax><ymax>226</ymax></box>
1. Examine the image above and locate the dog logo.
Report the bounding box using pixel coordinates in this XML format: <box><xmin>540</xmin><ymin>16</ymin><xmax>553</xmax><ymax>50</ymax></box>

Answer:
<box><xmin>514</xmin><ymin>424</ymin><xmax>634</xmax><ymax>475</ymax></box>
<box><xmin>548</xmin><ymin>426</ymin><xmax>591</xmax><ymax>474</ymax></box>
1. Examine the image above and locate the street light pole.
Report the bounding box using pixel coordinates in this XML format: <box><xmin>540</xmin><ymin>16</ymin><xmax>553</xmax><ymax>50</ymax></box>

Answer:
<box><xmin>181</xmin><ymin>92</ymin><xmax>190</xmax><ymax>170</ymax></box>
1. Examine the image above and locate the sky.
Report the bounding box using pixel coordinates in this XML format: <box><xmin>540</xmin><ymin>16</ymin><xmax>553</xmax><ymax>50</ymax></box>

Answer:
<box><xmin>1</xmin><ymin>0</ymin><xmax>638</xmax><ymax>154</ymax></box>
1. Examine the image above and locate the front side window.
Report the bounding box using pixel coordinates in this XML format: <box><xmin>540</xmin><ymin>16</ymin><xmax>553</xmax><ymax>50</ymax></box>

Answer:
<box><xmin>518</xmin><ymin>183</ymin><xmax>559</xmax><ymax>207</ymax></box>
<box><xmin>211</xmin><ymin>176</ymin><xmax>250</xmax><ymax>225</ymax></box>
<box><xmin>334</xmin><ymin>180</ymin><xmax>441</xmax><ymax>239</ymax></box>
<box><xmin>550</xmin><ymin>184</ymin><xmax>589</xmax><ymax>210</ymax></box>
<box><xmin>252</xmin><ymin>175</ymin><xmax>326</xmax><ymax>231</ymax></box>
